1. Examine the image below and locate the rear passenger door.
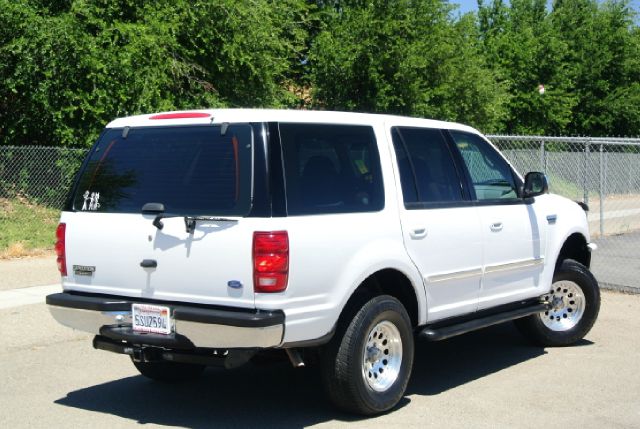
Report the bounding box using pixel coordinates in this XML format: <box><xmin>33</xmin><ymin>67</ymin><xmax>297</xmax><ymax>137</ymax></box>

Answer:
<box><xmin>449</xmin><ymin>131</ymin><xmax>546</xmax><ymax>309</ymax></box>
<box><xmin>391</xmin><ymin>127</ymin><xmax>483</xmax><ymax>322</ymax></box>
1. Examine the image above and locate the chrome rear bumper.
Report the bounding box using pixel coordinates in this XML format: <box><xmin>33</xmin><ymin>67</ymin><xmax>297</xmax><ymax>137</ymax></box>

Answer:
<box><xmin>47</xmin><ymin>292</ymin><xmax>284</xmax><ymax>349</ymax></box>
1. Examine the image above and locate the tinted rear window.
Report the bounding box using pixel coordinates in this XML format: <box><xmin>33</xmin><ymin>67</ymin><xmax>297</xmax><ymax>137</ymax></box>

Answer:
<box><xmin>73</xmin><ymin>125</ymin><xmax>253</xmax><ymax>215</ymax></box>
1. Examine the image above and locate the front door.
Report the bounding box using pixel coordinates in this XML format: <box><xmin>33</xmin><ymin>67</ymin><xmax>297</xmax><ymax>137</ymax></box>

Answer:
<box><xmin>449</xmin><ymin>131</ymin><xmax>547</xmax><ymax>310</ymax></box>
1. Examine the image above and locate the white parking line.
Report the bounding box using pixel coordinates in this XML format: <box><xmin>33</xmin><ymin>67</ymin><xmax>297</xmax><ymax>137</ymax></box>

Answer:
<box><xmin>0</xmin><ymin>284</ymin><xmax>61</xmax><ymax>309</ymax></box>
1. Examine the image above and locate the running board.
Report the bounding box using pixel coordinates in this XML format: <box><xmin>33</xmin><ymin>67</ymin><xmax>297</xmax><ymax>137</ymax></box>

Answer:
<box><xmin>419</xmin><ymin>303</ymin><xmax>549</xmax><ymax>341</ymax></box>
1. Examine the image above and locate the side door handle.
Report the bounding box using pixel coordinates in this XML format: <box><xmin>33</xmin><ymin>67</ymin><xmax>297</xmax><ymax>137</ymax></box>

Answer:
<box><xmin>410</xmin><ymin>227</ymin><xmax>428</xmax><ymax>239</ymax></box>
<box><xmin>490</xmin><ymin>222</ymin><xmax>503</xmax><ymax>232</ymax></box>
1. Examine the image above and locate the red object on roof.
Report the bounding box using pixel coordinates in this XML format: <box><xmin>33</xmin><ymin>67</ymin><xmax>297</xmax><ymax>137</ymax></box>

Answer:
<box><xmin>149</xmin><ymin>112</ymin><xmax>211</xmax><ymax>120</ymax></box>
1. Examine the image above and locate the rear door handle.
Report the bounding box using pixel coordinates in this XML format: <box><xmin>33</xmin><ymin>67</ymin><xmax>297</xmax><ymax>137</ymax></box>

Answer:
<box><xmin>490</xmin><ymin>222</ymin><xmax>503</xmax><ymax>232</ymax></box>
<box><xmin>140</xmin><ymin>259</ymin><xmax>158</xmax><ymax>268</ymax></box>
<box><xmin>410</xmin><ymin>228</ymin><xmax>428</xmax><ymax>239</ymax></box>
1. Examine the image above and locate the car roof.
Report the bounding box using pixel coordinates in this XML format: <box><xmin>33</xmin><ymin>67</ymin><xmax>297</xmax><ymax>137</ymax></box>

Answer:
<box><xmin>105</xmin><ymin>109</ymin><xmax>480</xmax><ymax>134</ymax></box>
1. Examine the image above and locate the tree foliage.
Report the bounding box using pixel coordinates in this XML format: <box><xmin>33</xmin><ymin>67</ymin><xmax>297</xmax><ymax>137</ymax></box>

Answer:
<box><xmin>0</xmin><ymin>0</ymin><xmax>638</xmax><ymax>147</ymax></box>
<box><xmin>309</xmin><ymin>0</ymin><xmax>509</xmax><ymax>131</ymax></box>
<box><xmin>0</xmin><ymin>0</ymin><xmax>309</xmax><ymax>146</ymax></box>
<box><xmin>552</xmin><ymin>0</ymin><xmax>640</xmax><ymax>135</ymax></box>
<box><xmin>479</xmin><ymin>0</ymin><xmax>639</xmax><ymax>136</ymax></box>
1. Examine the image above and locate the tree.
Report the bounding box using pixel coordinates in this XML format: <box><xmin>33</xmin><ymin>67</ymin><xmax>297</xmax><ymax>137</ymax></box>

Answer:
<box><xmin>0</xmin><ymin>0</ymin><xmax>310</xmax><ymax>147</ymax></box>
<box><xmin>479</xmin><ymin>0</ymin><xmax>577</xmax><ymax>135</ymax></box>
<box><xmin>552</xmin><ymin>0</ymin><xmax>640</xmax><ymax>136</ymax></box>
<box><xmin>478</xmin><ymin>0</ymin><xmax>640</xmax><ymax>136</ymax></box>
<box><xmin>1</xmin><ymin>0</ymin><xmax>638</xmax><ymax>145</ymax></box>
<box><xmin>309</xmin><ymin>0</ymin><xmax>508</xmax><ymax>132</ymax></box>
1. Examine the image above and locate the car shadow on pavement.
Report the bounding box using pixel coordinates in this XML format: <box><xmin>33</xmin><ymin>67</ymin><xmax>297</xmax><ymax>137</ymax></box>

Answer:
<box><xmin>409</xmin><ymin>322</ymin><xmax>548</xmax><ymax>396</ymax></box>
<box><xmin>54</xmin><ymin>322</ymin><xmax>590</xmax><ymax>428</ymax></box>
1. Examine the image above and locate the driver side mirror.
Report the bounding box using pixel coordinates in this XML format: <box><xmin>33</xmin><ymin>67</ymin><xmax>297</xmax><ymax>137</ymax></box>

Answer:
<box><xmin>523</xmin><ymin>172</ymin><xmax>549</xmax><ymax>198</ymax></box>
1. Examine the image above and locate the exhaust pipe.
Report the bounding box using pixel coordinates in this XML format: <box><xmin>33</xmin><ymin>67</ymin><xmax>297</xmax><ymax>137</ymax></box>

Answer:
<box><xmin>285</xmin><ymin>348</ymin><xmax>305</xmax><ymax>368</ymax></box>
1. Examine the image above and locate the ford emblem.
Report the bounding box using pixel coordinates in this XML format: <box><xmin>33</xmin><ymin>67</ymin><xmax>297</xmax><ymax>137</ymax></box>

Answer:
<box><xmin>227</xmin><ymin>280</ymin><xmax>243</xmax><ymax>289</ymax></box>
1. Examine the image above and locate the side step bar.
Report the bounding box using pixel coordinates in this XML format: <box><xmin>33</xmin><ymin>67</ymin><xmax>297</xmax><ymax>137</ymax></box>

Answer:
<box><xmin>419</xmin><ymin>302</ymin><xmax>549</xmax><ymax>341</ymax></box>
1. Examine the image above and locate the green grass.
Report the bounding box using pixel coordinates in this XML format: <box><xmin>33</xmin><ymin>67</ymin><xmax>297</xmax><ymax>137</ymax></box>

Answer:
<box><xmin>0</xmin><ymin>198</ymin><xmax>60</xmax><ymax>257</ymax></box>
<box><xmin>547</xmin><ymin>175</ymin><xmax>593</xmax><ymax>200</ymax></box>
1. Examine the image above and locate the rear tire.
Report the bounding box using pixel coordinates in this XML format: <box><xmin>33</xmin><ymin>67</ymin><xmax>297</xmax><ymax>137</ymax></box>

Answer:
<box><xmin>515</xmin><ymin>259</ymin><xmax>600</xmax><ymax>347</ymax></box>
<box><xmin>321</xmin><ymin>295</ymin><xmax>414</xmax><ymax>415</ymax></box>
<box><xmin>132</xmin><ymin>359</ymin><xmax>205</xmax><ymax>382</ymax></box>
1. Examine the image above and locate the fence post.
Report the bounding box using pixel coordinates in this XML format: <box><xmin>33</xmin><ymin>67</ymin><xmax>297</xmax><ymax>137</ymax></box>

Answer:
<box><xmin>583</xmin><ymin>139</ymin><xmax>590</xmax><ymax>205</ymax></box>
<box><xmin>539</xmin><ymin>141</ymin><xmax>546</xmax><ymax>173</ymax></box>
<box><xmin>629</xmin><ymin>151</ymin><xmax>633</xmax><ymax>195</ymax></box>
<box><xmin>599</xmin><ymin>144</ymin><xmax>604</xmax><ymax>237</ymax></box>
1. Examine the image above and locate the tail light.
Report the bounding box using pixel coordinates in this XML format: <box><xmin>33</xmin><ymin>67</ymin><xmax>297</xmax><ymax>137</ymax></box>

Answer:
<box><xmin>55</xmin><ymin>223</ymin><xmax>67</xmax><ymax>276</ymax></box>
<box><xmin>253</xmin><ymin>231</ymin><xmax>289</xmax><ymax>293</ymax></box>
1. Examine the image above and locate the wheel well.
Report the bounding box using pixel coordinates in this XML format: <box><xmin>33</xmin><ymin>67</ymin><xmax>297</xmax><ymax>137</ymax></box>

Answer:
<box><xmin>556</xmin><ymin>233</ymin><xmax>591</xmax><ymax>270</ymax></box>
<box><xmin>339</xmin><ymin>269</ymin><xmax>419</xmax><ymax>328</ymax></box>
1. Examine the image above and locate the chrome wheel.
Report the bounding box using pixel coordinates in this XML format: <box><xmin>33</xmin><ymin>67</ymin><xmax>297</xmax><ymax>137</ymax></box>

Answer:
<box><xmin>362</xmin><ymin>320</ymin><xmax>403</xmax><ymax>392</ymax></box>
<box><xmin>541</xmin><ymin>281</ymin><xmax>586</xmax><ymax>331</ymax></box>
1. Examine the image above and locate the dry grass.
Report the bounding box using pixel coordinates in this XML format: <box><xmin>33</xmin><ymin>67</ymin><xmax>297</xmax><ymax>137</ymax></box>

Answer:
<box><xmin>0</xmin><ymin>197</ymin><xmax>59</xmax><ymax>259</ymax></box>
<box><xmin>0</xmin><ymin>242</ymin><xmax>53</xmax><ymax>259</ymax></box>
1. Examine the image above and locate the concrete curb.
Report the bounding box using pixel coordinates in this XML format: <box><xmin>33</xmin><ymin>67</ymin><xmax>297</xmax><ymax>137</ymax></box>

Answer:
<box><xmin>0</xmin><ymin>284</ymin><xmax>61</xmax><ymax>309</ymax></box>
<box><xmin>600</xmin><ymin>282</ymin><xmax>640</xmax><ymax>295</ymax></box>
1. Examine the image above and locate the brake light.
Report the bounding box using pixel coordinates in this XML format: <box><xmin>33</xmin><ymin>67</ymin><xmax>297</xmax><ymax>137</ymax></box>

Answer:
<box><xmin>149</xmin><ymin>112</ymin><xmax>211</xmax><ymax>120</ymax></box>
<box><xmin>253</xmin><ymin>231</ymin><xmax>289</xmax><ymax>293</ymax></box>
<box><xmin>55</xmin><ymin>223</ymin><xmax>67</xmax><ymax>276</ymax></box>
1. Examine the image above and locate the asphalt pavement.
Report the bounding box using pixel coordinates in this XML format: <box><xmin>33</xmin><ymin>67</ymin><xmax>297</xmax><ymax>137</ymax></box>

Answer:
<box><xmin>592</xmin><ymin>231</ymin><xmax>640</xmax><ymax>294</ymax></box>
<box><xmin>0</xmin><ymin>255</ymin><xmax>58</xmax><ymax>291</ymax></box>
<box><xmin>1</xmin><ymin>291</ymin><xmax>639</xmax><ymax>428</ymax></box>
<box><xmin>0</xmin><ymin>250</ymin><xmax>639</xmax><ymax>428</ymax></box>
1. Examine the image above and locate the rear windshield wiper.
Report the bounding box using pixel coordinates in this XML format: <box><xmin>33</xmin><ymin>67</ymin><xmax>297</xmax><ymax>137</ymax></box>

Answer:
<box><xmin>141</xmin><ymin>203</ymin><xmax>238</xmax><ymax>234</ymax></box>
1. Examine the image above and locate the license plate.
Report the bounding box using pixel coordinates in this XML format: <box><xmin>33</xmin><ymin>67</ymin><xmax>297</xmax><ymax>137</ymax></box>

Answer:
<box><xmin>132</xmin><ymin>303</ymin><xmax>172</xmax><ymax>335</ymax></box>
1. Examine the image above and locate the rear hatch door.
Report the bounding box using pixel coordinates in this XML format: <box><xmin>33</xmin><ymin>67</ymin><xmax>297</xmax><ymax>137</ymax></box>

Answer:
<box><xmin>62</xmin><ymin>124</ymin><xmax>256</xmax><ymax>309</ymax></box>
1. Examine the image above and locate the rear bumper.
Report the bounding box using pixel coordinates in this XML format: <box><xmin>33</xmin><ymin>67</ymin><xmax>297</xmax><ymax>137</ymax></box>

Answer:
<box><xmin>46</xmin><ymin>292</ymin><xmax>284</xmax><ymax>349</ymax></box>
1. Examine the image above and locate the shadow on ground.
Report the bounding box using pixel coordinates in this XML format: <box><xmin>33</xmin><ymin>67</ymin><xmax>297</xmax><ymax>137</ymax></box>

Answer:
<box><xmin>55</xmin><ymin>323</ymin><xmax>585</xmax><ymax>428</ymax></box>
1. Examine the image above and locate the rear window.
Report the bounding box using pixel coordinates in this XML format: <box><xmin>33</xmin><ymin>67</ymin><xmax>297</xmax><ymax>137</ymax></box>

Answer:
<box><xmin>73</xmin><ymin>125</ymin><xmax>253</xmax><ymax>215</ymax></box>
<box><xmin>279</xmin><ymin>123</ymin><xmax>384</xmax><ymax>215</ymax></box>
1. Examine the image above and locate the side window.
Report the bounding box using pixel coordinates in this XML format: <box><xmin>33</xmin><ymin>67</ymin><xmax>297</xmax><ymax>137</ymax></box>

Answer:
<box><xmin>279</xmin><ymin>123</ymin><xmax>384</xmax><ymax>215</ymax></box>
<box><xmin>450</xmin><ymin>131</ymin><xmax>518</xmax><ymax>201</ymax></box>
<box><xmin>391</xmin><ymin>127</ymin><xmax>464</xmax><ymax>206</ymax></box>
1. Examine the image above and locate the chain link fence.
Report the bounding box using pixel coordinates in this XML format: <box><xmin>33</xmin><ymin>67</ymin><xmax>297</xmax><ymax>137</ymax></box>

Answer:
<box><xmin>489</xmin><ymin>135</ymin><xmax>640</xmax><ymax>292</ymax></box>
<box><xmin>1</xmin><ymin>137</ymin><xmax>639</xmax><ymax>291</ymax></box>
<box><xmin>0</xmin><ymin>146</ymin><xmax>87</xmax><ymax>208</ymax></box>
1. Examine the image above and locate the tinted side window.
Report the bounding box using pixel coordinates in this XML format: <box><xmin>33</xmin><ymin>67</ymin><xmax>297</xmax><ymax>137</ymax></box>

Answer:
<box><xmin>279</xmin><ymin>123</ymin><xmax>384</xmax><ymax>215</ymax></box>
<box><xmin>450</xmin><ymin>131</ymin><xmax>518</xmax><ymax>201</ymax></box>
<box><xmin>391</xmin><ymin>127</ymin><xmax>464</xmax><ymax>206</ymax></box>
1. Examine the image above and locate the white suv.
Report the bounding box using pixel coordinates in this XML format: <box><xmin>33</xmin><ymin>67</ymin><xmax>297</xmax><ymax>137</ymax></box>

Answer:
<box><xmin>47</xmin><ymin>109</ymin><xmax>600</xmax><ymax>415</ymax></box>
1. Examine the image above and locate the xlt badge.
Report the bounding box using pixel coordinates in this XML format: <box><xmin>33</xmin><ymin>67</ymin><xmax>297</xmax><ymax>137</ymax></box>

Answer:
<box><xmin>73</xmin><ymin>265</ymin><xmax>96</xmax><ymax>276</ymax></box>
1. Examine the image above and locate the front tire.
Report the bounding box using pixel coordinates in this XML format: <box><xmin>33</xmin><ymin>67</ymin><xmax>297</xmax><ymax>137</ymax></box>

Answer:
<box><xmin>515</xmin><ymin>259</ymin><xmax>600</xmax><ymax>346</ymax></box>
<box><xmin>132</xmin><ymin>359</ymin><xmax>205</xmax><ymax>382</ymax></box>
<box><xmin>321</xmin><ymin>295</ymin><xmax>414</xmax><ymax>415</ymax></box>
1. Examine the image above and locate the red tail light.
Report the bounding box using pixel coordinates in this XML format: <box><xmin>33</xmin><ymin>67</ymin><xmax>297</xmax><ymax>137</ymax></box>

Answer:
<box><xmin>55</xmin><ymin>223</ymin><xmax>67</xmax><ymax>276</ymax></box>
<box><xmin>253</xmin><ymin>231</ymin><xmax>289</xmax><ymax>293</ymax></box>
